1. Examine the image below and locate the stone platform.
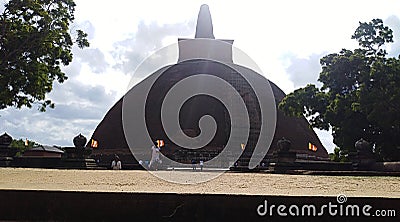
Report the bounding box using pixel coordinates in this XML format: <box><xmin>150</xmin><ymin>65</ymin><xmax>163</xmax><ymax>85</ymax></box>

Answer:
<box><xmin>1</xmin><ymin>190</ymin><xmax>399</xmax><ymax>221</ymax></box>
<box><xmin>0</xmin><ymin>168</ymin><xmax>399</xmax><ymax>220</ymax></box>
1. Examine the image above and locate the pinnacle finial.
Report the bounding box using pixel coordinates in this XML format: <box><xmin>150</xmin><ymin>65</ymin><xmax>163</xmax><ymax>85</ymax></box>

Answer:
<box><xmin>195</xmin><ymin>4</ymin><xmax>215</xmax><ymax>39</ymax></box>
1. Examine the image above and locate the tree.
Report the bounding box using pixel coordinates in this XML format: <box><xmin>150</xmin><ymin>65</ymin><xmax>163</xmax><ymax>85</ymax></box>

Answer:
<box><xmin>0</xmin><ymin>0</ymin><xmax>89</xmax><ymax>111</ymax></box>
<box><xmin>279</xmin><ymin>19</ymin><xmax>400</xmax><ymax>161</ymax></box>
<box><xmin>10</xmin><ymin>138</ymin><xmax>39</xmax><ymax>156</ymax></box>
<box><xmin>329</xmin><ymin>147</ymin><xmax>348</xmax><ymax>162</ymax></box>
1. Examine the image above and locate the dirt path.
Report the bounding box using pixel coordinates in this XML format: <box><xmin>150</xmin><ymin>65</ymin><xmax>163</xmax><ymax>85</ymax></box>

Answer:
<box><xmin>0</xmin><ymin>168</ymin><xmax>399</xmax><ymax>198</ymax></box>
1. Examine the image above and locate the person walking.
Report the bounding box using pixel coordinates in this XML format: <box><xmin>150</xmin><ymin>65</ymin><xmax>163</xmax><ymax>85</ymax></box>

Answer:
<box><xmin>149</xmin><ymin>145</ymin><xmax>161</xmax><ymax>170</ymax></box>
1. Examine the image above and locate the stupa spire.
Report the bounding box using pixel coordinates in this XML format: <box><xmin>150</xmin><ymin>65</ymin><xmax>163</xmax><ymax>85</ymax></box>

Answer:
<box><xmin>195</xmin><ymin>4</ymin><xmax>215</xmax><ymax>39</ymax></box>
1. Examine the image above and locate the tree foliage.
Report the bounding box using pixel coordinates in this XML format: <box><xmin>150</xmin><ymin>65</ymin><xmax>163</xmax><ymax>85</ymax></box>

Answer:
<box><xmin>279</xmin><ymin>19</ymin><xmax>400</xmax><ymax>160</ymax></box>
<box><xmin>329</xmin><ymin>147</ymin><xmax>348</xmax><ymax>162</ymax></box>
<box><xmin>10</xmin><ymin>138</ymin><xmax>39</xmax><ymax>156</ymax></box>
<box><xmin>0</xmin><ymin>0</ymin><xmax>89</xmax><ymax>111</ymax></box>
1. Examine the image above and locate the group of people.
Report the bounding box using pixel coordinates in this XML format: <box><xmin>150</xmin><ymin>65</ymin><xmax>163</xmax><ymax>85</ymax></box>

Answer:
<box><xmin>110</xmin><ymin>141</ymin><xmax>207</xmax><ymax>171</ymax></box>
<box><xmin>191</xmin><ymin>159</ymin><xmax>204</xmax><ymax>171</ymax></box>
<box><xmin>110</xmin><ymin>142</ymin><xmax>162</xmax><ymax>170</ymax></box>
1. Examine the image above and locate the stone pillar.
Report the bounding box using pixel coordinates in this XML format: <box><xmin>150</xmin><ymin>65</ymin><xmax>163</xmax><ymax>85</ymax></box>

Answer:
<box><xmin>64</xmin><ymin>134</ymin><xmax>92</xmax><ymax>159</ymax></box>
<box><xmin>349</xmin><ymin>138</ymin><xmax>376</xmax><ymax>170</ymax></box>
<box><xmin>61</xmin><ymin>134</ymin><xmax>97</xmax><ymax>169</ymax></box>
<box><xmin>73</xmin><ymin>133</ymin><xmax>87</xmax><ymax>149</ymax></box>
<box><xmin>274</xmin><ymin>137</ymin><xmax>296</xmax><ymax>163</ymax></box>
<box><xmin>269</xmin><ymin>137</ymin><xmax>299</xmax><ymax>173</ymax></box>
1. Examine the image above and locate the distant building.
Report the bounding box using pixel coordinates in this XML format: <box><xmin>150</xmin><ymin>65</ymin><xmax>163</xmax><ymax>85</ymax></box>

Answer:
<box><xmin>22</xmin><ymin>145</ymin><xmax>64</xmax><ymax>158</ymax></box>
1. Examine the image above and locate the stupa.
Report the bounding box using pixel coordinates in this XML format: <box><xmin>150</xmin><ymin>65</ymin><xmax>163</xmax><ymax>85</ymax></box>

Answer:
<box><xmin>88</xmin><ymin>5</ymin><xmax>329</xmax><ymax>169</ymax></box>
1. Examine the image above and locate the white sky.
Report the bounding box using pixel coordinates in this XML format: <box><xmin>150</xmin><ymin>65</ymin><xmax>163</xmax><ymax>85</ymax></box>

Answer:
<box><xmin>1</xmin><ymin>0</ymin><xmax>400</xmax><ymax>153</ymax></box>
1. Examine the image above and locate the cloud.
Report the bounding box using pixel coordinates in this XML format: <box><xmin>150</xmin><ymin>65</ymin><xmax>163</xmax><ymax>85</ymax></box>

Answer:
<box><xmin>385</xmin><ymin>15</ymin><xmax>400</xmax><ymax>57</ymax></box>
<box><xmin>0</xmin><ymin>107</ymin><xmax>96</xmax><ymax>146</ymax></box>
<box><xmin>112</xmin><ymin>20</ymin><xmax>195</xmax><ymax>77</ymax></box>
<box><xmin>0</xmin><ymin>1</ymin><xmax>5</xmax><ymax>12</ymax></box>
<box><xmin>0</xmin><ymin>75</ymin><xmax>116</xmax><ymax>146</ymax></box>
<box><xmin>76</xmin><ymin>20</ymin><xmax>96</xmax><ymax>41</ymax></box>
<box><xmin>284</xmin><ymin>15</ymin><xmax>400</xmax><ymax>90</ymax></box>
<box><xmin>314</xmin><ymin>129</ymin><xmax>335</xmax><ymax>154</ymax></box>
<box><xmin>47</xmin><ymin>80</ymin><xmax>116</xmax><ymax>117</ymax></box>
<box><xmin>75</xmin><ymin>48</ymin><xmax>109</xmax><ymax>73</ymax></box>
<box><xmin>61</xmin><ymin>55</ymin><xmax>83</xmax><ymax>78</ymax></box>
<box><xmin>69</xmin><ymin>20</ymin><xmax>110</xmax><ymax>74</ymax></box>
<box><xmin>68</xmin><ymin>44</ymin><xmax>109</xmax><ymax>75</ymax></box>
<box><xmin>284</xmin><ymin>53</ymin><xmax>325</xmax><ymax>89</ymax></box>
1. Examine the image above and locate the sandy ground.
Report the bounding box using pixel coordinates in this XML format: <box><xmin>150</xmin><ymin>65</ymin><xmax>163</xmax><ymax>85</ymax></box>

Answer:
<box><xmin>0</xmin><ymin>168</ymin><xmax>399</xmax><ymax>198</ymax></box>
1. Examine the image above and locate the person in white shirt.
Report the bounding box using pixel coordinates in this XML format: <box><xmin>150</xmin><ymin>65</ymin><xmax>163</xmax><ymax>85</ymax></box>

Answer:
<box><xmin>111</xmin><ymin>154</ymin><xmax>122</xmax><ymax>170</ymax></box>
<box><xmin>149</xmin><ymin>145</ymin><xmax>160</xmax><ymax>170</ymax></box>
<box><xmin>199</xmin><ymin>160</ymin><xmax>204</xmax><ymax>171</ymax></box>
